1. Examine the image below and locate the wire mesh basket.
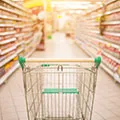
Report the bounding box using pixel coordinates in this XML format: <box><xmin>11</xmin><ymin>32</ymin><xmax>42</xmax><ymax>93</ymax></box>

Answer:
<box><xmin>19</xmin><ymin>57</ymin><xmax>101</xmax><ymax>120</ymax></box>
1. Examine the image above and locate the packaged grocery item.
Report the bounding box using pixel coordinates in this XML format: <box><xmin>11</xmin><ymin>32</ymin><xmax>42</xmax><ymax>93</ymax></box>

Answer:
<box><xmin>104</xmin><ymin>24</ymin><xmax>120</xmax><ymax>32</ymax></box>
<box><xmin>106</xmin><ymin>1</ymin><xmax>120</xmax><ymax>11</ymax></box>
<box><xmin>0</xmin><ymin>28</ymin><xmax>5</xmax><ymax>32</ymax></box>
<box><xmin>103</xmin><ymin>34</ymin><xmax>120</xmax><ymax>44</ymax></box>
<box><xmin>0</xmin><ymin>67</ymin><xmax>5</xmax><ymax>78</ymax></box>
<box><xmin>0</xmin><ymin>55</ymin><xmax>6</xmax><ymax>62</ymax></box>
<box><xmin>105</xmin><ymin>12</ymin><xmax>120</xmax><ymax>21</ymax></box>
<box><xmin>0</xmin><ymin>42</ymin><xmax>16</xmax><ymax>51</ymax></box>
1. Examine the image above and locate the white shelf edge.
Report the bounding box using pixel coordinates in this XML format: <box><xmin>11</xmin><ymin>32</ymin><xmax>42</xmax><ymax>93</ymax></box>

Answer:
<box><xmin>0</xmin><ymin>46</ymin><xmax>17</xmax><ymax>55</ymax></box>
<box><xmin>17</xmin><ymin>48</ymin><xmax>24</xmax><ymax>54</ymax></box>
<box><xmin>104</xmin><ymin>31</ymin><xmax>120</xmax><ymax>37</ymax></box>
<box><xmin>0</xmin><ymin>38</ymin><xmax>16</xmax><ymax>45</ymax></box>
<box><xmin>103</xmin><ymin>21</ymin><xmax>120</xmax><ymax>25</ymax></box>
<box><xmin>0</xmin><ymin>63</ymin><xmax>19</xmax><ymax>85</ymax></box>
<box><xmin>75</xmin><ymin>38</ymin><xmax>95</xmax><ymax>58</ymax></box>
<box><xmin>0</xmin><ymin>23</ymin><xmax>14</xmax><ymax>27</ymax></box>
<box><xmin>91</xmin><ymin>30</ymin><xmax>99</xmax><ymax>34</ymax></box>
<box><xmin>101</xmin><ymin>63</ymin><xmax>114</xmax><ymax>77</ymax></box>
<box><xmin>103</xmin><ymin>51</ymin><xmax>120</xmax><ymax>64</ymax></box>
<box><xmin>0</xmin><ymin>15</ymin><xmax>21</xmax><ymax>21</ymax></box>
<box><xmin>0</xmin><ymin>53</ymin><xmax>17</xmax><ymax>67</ymax></box>
<box><xmin>0</xmin><ymin>31</ymin><xmax>16</xmax><ymax>36</ymax></box>
<box><xmin>25</xmin><ymin>48</ymin><xmax>36</xmax><ymax>58</ymax></box>
<box><xmin>17</xmin><ymin>41</ymin><xmax>24</xmax><ymax>46</ymax></box>
<box><xmin>15</xmin><ymin>33</ymin><xmax>24</xmax><ymax>37</ymax></box>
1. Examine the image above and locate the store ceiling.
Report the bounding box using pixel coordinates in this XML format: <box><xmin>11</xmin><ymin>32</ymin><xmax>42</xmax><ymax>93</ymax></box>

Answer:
<box><xmin>52</xmin><ymin>0</ymin><xmax>102</xmax><ymax>2</ymax></box>
<box><xmin>52</xmin><ymin>0</ymin><xmax>102</xmax><ymax>10</ymax></box>
<box><xmin>51</xmin><ymin>0</ymin><xmax>103</xmax><ymax>13</ymax></box>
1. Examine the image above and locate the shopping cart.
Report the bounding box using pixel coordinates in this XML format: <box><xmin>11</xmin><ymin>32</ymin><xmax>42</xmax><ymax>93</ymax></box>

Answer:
<box><xmin>19</xmin><ymin>56</ymin><xmax>101</xmax><ymax>120</ymax></box>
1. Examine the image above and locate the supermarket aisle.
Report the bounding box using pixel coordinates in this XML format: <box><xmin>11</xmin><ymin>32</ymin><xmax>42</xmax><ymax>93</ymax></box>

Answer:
<box><xmin>0</xmin><ymin>32</ymin><xmax>120</xmax><ymax>120</ymax></box>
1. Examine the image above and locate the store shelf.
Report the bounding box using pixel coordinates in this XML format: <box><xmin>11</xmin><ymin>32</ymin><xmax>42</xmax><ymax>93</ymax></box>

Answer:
<box><xmin>0</xmin><ymin>31</ymin><xmax>16</xmax><ymax>36</ymax></box>
<box><xmin>80</xmin><ymin>34</ymin><xmax>120</xmax><ymax>63</ymax></box>
<box><xmin>15</xmin><ymin>33</ymin><xmax>24</xmax><ymax>37</ymax></box>
<box><xmin>17</xmin><ymin>48</ymin><xmax>24</xmax><ymax>54</ymax></box>
<box><xmin>85</xmin><ymin>34</ymin><xmax>120</xmax><ymax>49</ymax></box>
<box><xmin>25</xmin><ymin>38</ymin><xmax>33</xmax><ymax>44</ymax></box>
<box><xmin>0</xmin><ymin>46</ymin><xmax>17</xmax><ymax>55</ymax></box>
<box><xmin>87</xmin><ymin>8</ymin><xmax>120</xmax><ymax>20</ymax></box>
<box><xmin>1</xmin><ymin>0</ymin><xmax>28</xmax><ymax>13</ymax></box>
<box><xmin>104</xmin><ymin>31</ymin><xmax>120</xmax><ymax>37</ymax></box>
<box><xmin>83</xmin><ymin>21</ymin><xmax>120</xmax><ymax>26</ymax></box>
<box><xmin>105</xmin><ymin>8</ymin><xmax>120</xmax><ymax>15</ymax></box>
<box><xmin>85</xmin><ymin>0</ymin><xmax>118</xmax><ymax>15</ymax></box>
<box><xmin>0</xmin><ymin>15</ymin><xmax>22</xmax><ymax>21</ymax></box>
<box><xmin>17</xmin><ymin>41</ymin><xmax>24</xmax><ymax>46</ymax></box>
<box><xmin>0</xmin><ymin>6</ymin><xmax>23</xmax><ymax>16</ymax></box>
<box><xmin>0</xmin><ymin>24</ymin><xmax>15</xmax><ymax>27</ymax></box>
<box><xmin>0</xmin><ymin>47</ymin><xmax>35</xmax><ymax>85</ymax></box>
<box><xmin>0</xmin><ymin>38</ymin><xmax>16</xmax><ymax>45</ymax></box>
<box><xmin>76</xmin><ymin>38</ymin><xmax>120</xmax><ymax>81</ymax></box>
<box><xmin>25</xmin><ymin>48</ymin><xmax>36</xmax><ymax>58</ymax></box>
<box><xmin>0</xmin><ymin>53</ymin><xmax>17</xmax><ymax>67</ymax></box>
<box><xmin>101</xmin><ymin>63</ymin><xmax>114</xmax><ymax>77</ymax></box>
<box><xmin>15</xmin><ymin>25</ymin><xmax>24</xmax><ymax>28</ymax></box>
<box><xmin>91</xmin><ymin>30</ymin><xmax>99</xmax><ymax>34</ymax></box>
<box><xmin>90</xmin><ymin>29</ymin><xmax>120</xmax><ymax>37</ymax></box>
<box><xmin>103</xmin><ymin>51</ymin><xmax>120</xmax><ymax>64</ymax></box>
<box><xmin>0</xmin><ymin>63</ymin><xmax>19</xmax><ymax>85</ymax></box>
<box><xmin>102</xmin><ymin>21</ymin><xmax>120</xmax><ymax>25</ymax></box>
<box><xmin>75</xmin><ymin>38</ymin><xmax>95</xmax><ymax>58</ymax></box>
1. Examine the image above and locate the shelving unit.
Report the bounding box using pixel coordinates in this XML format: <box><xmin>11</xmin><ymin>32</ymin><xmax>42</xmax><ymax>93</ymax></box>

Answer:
<box><xmin>75</xmin><ymin>0</ymin><xmax>120</xmax><ymax>83</ymax></box>
<box><xmin>0</xmin><ymin>0</ymin><xmax>42</xmax><ymax>85</ymax></box>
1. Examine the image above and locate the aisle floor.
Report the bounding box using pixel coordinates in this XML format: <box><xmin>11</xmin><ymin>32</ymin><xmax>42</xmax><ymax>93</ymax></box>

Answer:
<box><xmin>0</xmin><ymin>33</ymin><xmax>120</xmax><ymax>120</ymax></box>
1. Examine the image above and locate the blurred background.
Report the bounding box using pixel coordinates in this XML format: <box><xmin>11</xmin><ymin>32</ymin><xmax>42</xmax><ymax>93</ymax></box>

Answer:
<box><xmin>0</xmin><ymin>0</ymin><xmax>120</xmax><ymax>120</ymax></box>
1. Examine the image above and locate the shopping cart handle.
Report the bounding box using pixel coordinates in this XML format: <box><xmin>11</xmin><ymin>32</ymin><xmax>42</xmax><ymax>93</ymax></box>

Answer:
<box><xmin>94</xmin><ymin>56</ymin><xmax>101</xmax><ymax>68</ymax></box>
<box><xmin>18</xmin><ymin>56</ymin><xmax>26</xmax><ymax>69</ymax></box>
<box><xmin>18</xmin><ymin>56</ymin><xmax>101</xmax><ymax>69</ymax></box>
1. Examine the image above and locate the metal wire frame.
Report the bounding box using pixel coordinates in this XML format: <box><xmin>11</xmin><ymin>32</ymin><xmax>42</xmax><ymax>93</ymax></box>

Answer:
<box><xmin>22</xmin><ymin>63</ymin><xmax>97</xmax><ymax>120</ymax></box>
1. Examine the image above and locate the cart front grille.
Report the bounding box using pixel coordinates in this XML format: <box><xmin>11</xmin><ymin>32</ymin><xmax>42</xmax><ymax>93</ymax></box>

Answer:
<box><xmin>23</xmin><ymin>63</ymin><xmax>97</xmax><ymax>120</ymax></box>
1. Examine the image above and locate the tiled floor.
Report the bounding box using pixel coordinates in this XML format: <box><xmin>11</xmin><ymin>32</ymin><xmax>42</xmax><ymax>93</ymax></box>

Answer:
<box><xmin>0</xmin><ymin>33</ymin><xmax>120</xmax><ymax>120</ymax></box>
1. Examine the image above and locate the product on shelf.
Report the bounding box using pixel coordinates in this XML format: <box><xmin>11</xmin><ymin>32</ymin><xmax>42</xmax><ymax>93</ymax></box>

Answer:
<box><xmin>104</xmin><ymin>45</ymin><xmax>120</xmax><ymax>59</ymax></box>
<box><xmin>102</xmin><ymin>53</ymin><xmax>119</xmax><ymax>72</ymax></box>
<box><xmin>0</xmin><ymin>0</ymin><xmax>42</xmax><ymax>83</ymax></box>
<box><xmin>106</xmin><ymin>1</ymin><xmax>120</xmax><ymax>11</ymax></box>
<box><xmin>0</xmin><ymin>67</ymin><xmax>5</xmax><ymax>78</ymax></box>
<box><xmin>76</xmin><ymin>0</ymin><xmax>120</xmax><ymax>82</ymax></box>
<box><xmin>103</xmin><ymin>34</ymin><xmax>120</xmax><ymax>44</ymax></box>
<box><xmin>104</xmin><ymin>24</ymin><xmax>120</xmax><ymax>32</ymax></box>
<box><xmin>5</xmin><ymin>60</ymin><xmax>16</xmax><ymax>72</ymax></box>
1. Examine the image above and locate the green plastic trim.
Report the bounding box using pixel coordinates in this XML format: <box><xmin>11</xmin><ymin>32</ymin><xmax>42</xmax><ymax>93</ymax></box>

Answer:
<box><xmin>42</xmin><ymin>88</ymin><xmax>79</xmax><ymax>94</ymax></box>
<box><xmin>41</xmin><ymin>64</ymin><xmax>50</xmax><ymax>67</ymax></box>
<box><xmin>94</xmin><ymin>56</ymin><xmax>102</xmax><ymax>68</ymax></box>
<box><xmin>18</xmin><ymin>56</ymin><xmax>26</xmax><ymax>69</ymax></box>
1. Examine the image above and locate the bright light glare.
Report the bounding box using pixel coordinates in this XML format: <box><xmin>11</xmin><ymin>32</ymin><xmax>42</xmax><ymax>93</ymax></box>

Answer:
<box><xmin>52</xmin><ymin>1</ymin><xmax>94</xmax><ymax>9</ymax></box>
